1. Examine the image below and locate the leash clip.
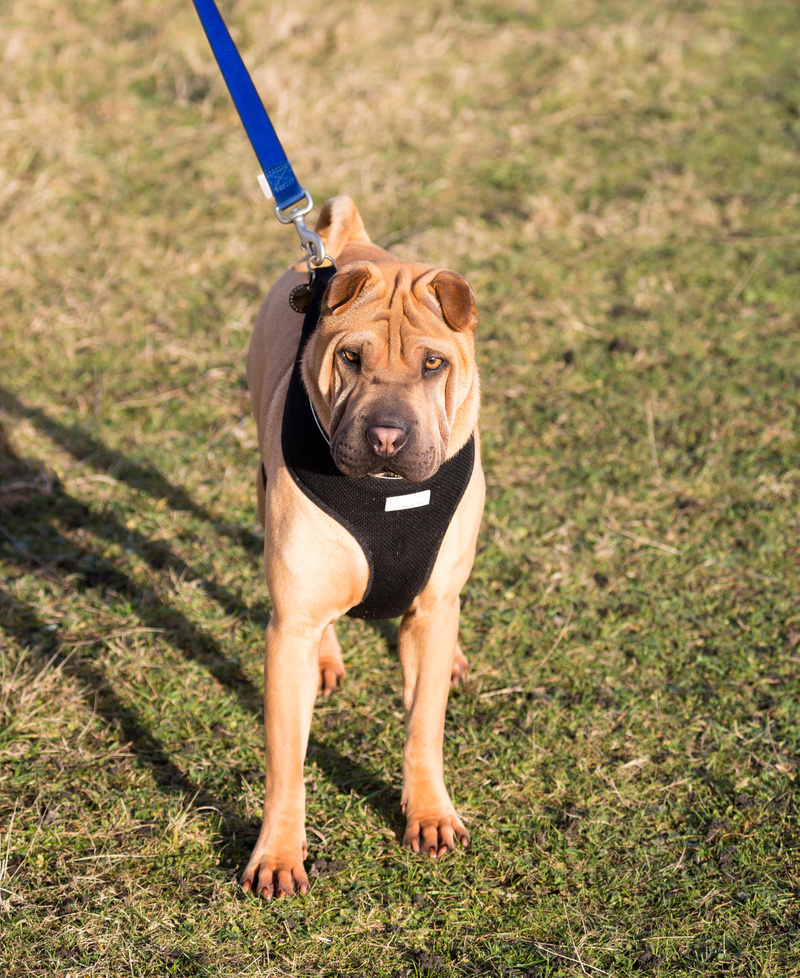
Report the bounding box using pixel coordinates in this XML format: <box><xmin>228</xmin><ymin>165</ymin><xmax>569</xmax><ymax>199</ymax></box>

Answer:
<box><xmin>273</xmin><ymin>191</ymin><xmax>327</xmax><ymax>269</ymax></box>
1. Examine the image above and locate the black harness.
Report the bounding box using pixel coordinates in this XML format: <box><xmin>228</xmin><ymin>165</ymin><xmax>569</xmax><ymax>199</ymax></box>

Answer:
<box><xmin>268</xmin><ymin>265</ymin><xmax>475</xmax><ymax>620</ymax></box>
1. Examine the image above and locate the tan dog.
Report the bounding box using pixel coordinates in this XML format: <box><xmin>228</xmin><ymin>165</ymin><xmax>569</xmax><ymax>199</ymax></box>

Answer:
<box><xmin>242</xmin><ymin>197</ymin><xmax>484</xmax><ymax>898</ymax></box>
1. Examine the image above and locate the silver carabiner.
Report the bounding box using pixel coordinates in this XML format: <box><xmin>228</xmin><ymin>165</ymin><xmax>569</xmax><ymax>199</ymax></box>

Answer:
<box><xmin>274</xmin><ymin>191</ymin><xmax>327</xmax><ymax>268</ymax></box>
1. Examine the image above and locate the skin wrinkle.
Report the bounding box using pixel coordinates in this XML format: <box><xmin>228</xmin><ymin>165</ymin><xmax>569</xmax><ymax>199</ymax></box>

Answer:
<box><xmin>242</xmin><ymin>197</ymin><xmax>484</xmax><ymax>896</ymax></box>
<box><xmin>303</xmin><ymin>260</ymin><xmax>478</xmax><ymax>481</ymax></box>
<box><xmin>387</xmin><ymin>271</ymin><xmax>404</xmax><ymax>362</ymax></box>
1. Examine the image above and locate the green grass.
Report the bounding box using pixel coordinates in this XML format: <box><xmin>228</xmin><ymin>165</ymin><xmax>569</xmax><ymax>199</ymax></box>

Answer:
<box><xmin>1</xmin><ymin>0</ymin><xmax>799</xmax><ymax>974</ymax></box>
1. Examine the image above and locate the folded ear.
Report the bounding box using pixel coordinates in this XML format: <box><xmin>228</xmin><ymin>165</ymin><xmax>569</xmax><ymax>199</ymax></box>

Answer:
<box><xmin>324</xmin><ymin>261</ymin><xmax>384</xmax><ymax>316</ymax></box>
<box><xmin>430</xmin><ymin>270</ymin><xmax>478</xmax><ymax>332</ymax></box>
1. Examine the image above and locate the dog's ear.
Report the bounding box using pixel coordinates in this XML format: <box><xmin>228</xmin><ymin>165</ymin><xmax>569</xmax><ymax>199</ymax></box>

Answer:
<box><xmin>315</xmin><ymin>196</ymin><xmax>372</xmax><ymax>260</ymax></box>
<box><xmin>430</xmin><ymin>270</ymin><xmax>478</xmax><ymax>332</ymax></box>
<box><xmin>324</xmin><ymin>262</ymin><xmax>383</xmax><ymax>316</ymax></box>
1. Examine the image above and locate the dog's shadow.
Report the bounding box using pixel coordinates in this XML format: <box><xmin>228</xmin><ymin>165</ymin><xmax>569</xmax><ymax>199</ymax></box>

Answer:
<box><xmin>0</xmin><ymin>387</ymin><xmax>403</xmax><ymax>865</ymax></box>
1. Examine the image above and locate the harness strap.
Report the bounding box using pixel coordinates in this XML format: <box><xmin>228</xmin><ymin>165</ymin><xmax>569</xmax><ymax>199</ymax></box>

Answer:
<box><xmin>280</xmin><ymin>267</ymin><xmax>476</xmax><ymax>621</ymax></box>
<box><xmin>191</xmin><ymin>0</ymin><xmax>305</xmax><ymax>212</ymax></box>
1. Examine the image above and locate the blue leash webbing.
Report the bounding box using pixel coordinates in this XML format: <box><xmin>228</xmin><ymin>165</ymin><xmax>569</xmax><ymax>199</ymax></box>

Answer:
<box><xmin>191</xmin><ymin>0</ymin><xmax>305</xmax><ymax>213</ymax></box>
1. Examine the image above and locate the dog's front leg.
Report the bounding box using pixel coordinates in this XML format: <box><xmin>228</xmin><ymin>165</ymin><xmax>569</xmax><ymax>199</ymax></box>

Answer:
<box><xmin>398</xmin><ymin>594</ymin><xmax>469</xmax><ymax>857</ymax></box>
<box><xmin>241</xmin><ymin>614</ymin><xmax>321</xmax><ymax>898</ymax></box>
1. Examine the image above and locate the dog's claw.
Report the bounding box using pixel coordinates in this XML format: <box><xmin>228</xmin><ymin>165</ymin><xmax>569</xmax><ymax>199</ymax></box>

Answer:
<box><xmin>241</xmin><ymin>855</ymin><xmax>309</xmax><ymax>900</ymax></box>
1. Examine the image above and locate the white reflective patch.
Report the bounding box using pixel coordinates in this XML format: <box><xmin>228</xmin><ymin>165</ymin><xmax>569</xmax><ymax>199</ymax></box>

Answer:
<box><xmin>256</xmin><ymin>173</ymin><xmax>274</xmax><ymax>201</ymax></box>
<box><xmin>385</xmin><ymin>490</ymin><xmax>431</xmax><ymax>512</ymax></box>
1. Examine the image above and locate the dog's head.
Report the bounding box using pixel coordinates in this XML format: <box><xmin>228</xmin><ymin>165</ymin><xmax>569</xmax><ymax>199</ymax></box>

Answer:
<box><xmin>301</xmin><ymin>260</ymin><xmax>479</xmax><ymax>483</ymax></box>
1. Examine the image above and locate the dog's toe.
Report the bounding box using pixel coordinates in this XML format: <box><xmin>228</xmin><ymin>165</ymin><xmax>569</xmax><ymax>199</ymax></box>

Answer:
<box><xmin>241</xmin><ymin>854</ymin><xmax>309</xmax><ymax>900</ymax></box>
<box><xmin>403</xmin><ymin>812</ymin><xmax>469</xmax><ymax>858</ymax></box>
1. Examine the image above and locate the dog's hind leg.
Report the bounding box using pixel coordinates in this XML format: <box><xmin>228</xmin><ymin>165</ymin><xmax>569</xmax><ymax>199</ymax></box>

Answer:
<box><xmin>451</xmin><ymin>642</ymin><xmax>468</xmax><ymax>686</ymax></box>
<box><xmin>318</xmin><ymin>623</ymin><xmax>345</xmax><ymax>696</ymax></box>
<box><xmin>256</xmin><ymin>464</ymin><xmax>266</xmax><ymax>528</ymax></box>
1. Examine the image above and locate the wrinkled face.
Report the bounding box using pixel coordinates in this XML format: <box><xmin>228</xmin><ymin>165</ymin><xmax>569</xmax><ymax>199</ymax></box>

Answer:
<box><xmin>301</xmin><ymin>261</ymin><xmax>479</xmax><ymax>483</ymax></box>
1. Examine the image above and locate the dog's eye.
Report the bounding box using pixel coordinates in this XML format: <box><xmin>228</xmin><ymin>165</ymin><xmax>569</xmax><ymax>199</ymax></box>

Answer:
<box><xmin>341</xmin><ymin>350</ymin><xmax>360</xmax><ymax>365</ymax></box>
<box><xmin>424</xmin><ymin>355</ymin><xmax>445</xmax><ymax>371</ymax></box>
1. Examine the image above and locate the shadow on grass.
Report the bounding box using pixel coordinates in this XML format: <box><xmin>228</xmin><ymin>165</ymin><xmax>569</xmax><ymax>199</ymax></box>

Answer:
<box><xmin>0</xmin><ymin>385</ymin><xmax>263</xmax><ymax>558</ymax></box>
<box><xmin>365</xmin><ymin>619</ymin><xmax>399</xmax><ymax>648</ymax></box>
<box><xmin>0</xmin><ymin>391</ymin><xmax>403</xmax><ymax>864</ymax></box>
<box><xmin>0</xmin><ymin>582</ymin><xmax>247</xmax><ymax>826</ymax></box>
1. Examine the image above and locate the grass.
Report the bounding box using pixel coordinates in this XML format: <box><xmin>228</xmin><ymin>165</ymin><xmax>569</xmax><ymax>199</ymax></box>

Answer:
<box><xmin>1</xmin><ymin>0</ymin><xmax>799</xmax><ymax>974</ymax></box>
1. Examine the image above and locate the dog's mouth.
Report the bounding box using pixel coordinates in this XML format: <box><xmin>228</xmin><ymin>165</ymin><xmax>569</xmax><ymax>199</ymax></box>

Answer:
<box><xmin>331</xmin><ymin>437</ymin><xmax>441</xmax><ymax>483</ymax></box>
<box><xmin>372</xmin><ymin>466</ymin><xmax>404</xmax><ymax>480</ymax></box>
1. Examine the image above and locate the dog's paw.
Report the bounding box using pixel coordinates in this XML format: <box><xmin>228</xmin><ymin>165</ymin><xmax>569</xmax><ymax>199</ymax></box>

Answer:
<box><xmin>403</xmin><ymin>812</ymin><xmax>469</xmax><ymax>858</ymax></box>
<box><xmin>318</xmin><ymin>654</ymin><xmax>345</xmax><ymax>697</ymax></box>
<box><xmin>240</xmin><ymin>849</ymin><xmax>309</xmax><ymax>899</ymax></box>
<box><xmin>318</xmin><ymin>625</ymin><xmax>346</xmax><ymax>697</ymax></box>
<box><xmin>451</xmin><ymin>644</ymin><xmax>469</xmax><ymax>686</ymax></box>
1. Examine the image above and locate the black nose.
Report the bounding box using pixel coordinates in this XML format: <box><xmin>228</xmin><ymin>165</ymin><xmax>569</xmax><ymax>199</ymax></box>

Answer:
<box><xmin>367</xmin><ymin>425</ymin><xmax>407</xmax><ymax>457</ymax></box>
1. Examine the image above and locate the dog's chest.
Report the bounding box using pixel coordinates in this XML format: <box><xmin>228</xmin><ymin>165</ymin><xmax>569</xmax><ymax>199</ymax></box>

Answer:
<box><xmin>277</xmin><ymin>269</ymin><xmax>474</xmax><ymax>620</ymax></box>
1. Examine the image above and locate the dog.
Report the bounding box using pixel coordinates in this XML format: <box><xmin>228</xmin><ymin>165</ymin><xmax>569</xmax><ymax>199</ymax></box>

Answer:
<box><xmin>242</xmin><ymin>196</ymin><xmax>484</xmax><ymax>898</ymax></box>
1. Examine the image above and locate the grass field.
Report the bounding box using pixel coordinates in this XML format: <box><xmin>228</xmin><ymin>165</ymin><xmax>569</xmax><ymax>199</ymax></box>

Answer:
<box><xmin>1</xmin><ymin>0</ymin><xmax>799</xmax><ymax>974</ymax></box>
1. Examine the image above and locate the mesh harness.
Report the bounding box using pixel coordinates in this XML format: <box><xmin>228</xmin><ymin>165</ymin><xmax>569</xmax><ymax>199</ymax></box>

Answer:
<box><xmin>266</xmin><ymin>265</ymin><xmax>475</xmax><ymax>620</ymax></box>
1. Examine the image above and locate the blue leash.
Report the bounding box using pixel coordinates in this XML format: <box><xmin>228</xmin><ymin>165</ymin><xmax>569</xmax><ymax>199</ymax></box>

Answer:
<box><xmin>191</xmin><ymin>0</ymin><xmax>327</xmax><ymax>267</ymax></box>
